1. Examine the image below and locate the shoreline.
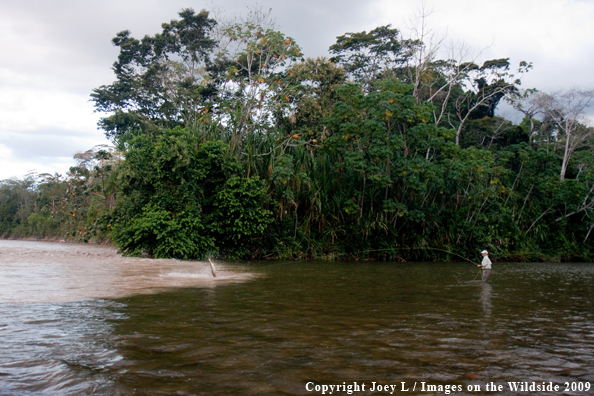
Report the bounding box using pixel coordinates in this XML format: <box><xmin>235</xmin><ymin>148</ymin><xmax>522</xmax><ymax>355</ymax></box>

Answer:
<box><xmin>1</xmin><ymin>238</ymin><xmax>592</xmax><ymax>263</ymax></box>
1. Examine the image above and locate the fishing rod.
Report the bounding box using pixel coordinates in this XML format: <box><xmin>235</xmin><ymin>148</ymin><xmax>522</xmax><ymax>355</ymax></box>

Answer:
<box><xmin>253</xmin><ymin>246</ymin><xmax>480</xmax><ymax>266</ymax></box>
<box><xmin>343</xmin><ymin>246</ymin><xmax>484</xmax><ymax>280</ymax></box>
<box><xmin>238</xmin><ymin>246</ymin><xmax>484</xmax><ymax>280</ymax></box>
<box><xmin>339</xmin><ymin>246</ymin><xmax>478</xmax><ymax>265</ymax></box>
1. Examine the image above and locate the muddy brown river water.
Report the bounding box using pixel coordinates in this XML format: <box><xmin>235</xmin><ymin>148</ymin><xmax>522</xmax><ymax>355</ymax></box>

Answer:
<box><xmin>0</xmin><ymin>240</ymin><xmax>253</xmax><ymax>303</ymax></box>
<box><xmin>0</xmin><ymin>240</ymin><xmax>593</xmax><ymax>395</ymax></box>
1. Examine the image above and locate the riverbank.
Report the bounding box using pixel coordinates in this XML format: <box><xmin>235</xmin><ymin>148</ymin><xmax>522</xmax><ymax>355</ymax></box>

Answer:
<box><xmin>3</xmin><ymin>236</ymin><xmax>592</xmax><ymax>263</ymax></box>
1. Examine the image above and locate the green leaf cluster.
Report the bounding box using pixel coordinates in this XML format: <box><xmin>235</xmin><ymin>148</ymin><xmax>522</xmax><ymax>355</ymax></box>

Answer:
<box><xmin>111</xmin><ymin>128</ymin><xmax>272</xmax><ymax>258</ymax></box>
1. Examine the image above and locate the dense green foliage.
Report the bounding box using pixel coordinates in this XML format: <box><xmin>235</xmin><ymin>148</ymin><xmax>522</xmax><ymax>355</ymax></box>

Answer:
<box><xmin>111</xmin><ymin>129</ymin><xmax>271</xmax><ymax>258</ymax></box>
<box><xmin>1</xmin><ymin>8</ymin><xmax>593</xmax><ymax>261</ymax></box>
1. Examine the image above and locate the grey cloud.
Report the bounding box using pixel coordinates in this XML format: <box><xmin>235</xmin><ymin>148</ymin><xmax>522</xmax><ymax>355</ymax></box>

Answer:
<box><xmin>209</xmin><ymin>0</ymin><xmax>387</xmax><ymax>58</ymax></box>
<box><xmin>1</xmin><ymin>1</ymin><xmax>593</xmax><ymax>125</ymax></box>
<box><xmin>0</xmin><ymin>128</ymin><xmax>103</xmax><ymax>161</ymax></box>
<box><xmin>2</xmin><ymin>0</ymin><xmax>593</xmax><ymax>97</ymax></box>
<box><xmin>0</xmin><ymin>0</ymin><xmax>384</xmax><ymax>96</ymax></box>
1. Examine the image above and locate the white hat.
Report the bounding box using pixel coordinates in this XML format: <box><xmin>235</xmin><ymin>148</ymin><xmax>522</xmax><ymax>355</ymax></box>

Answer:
<box><xmin>481</xmin><ymin>250</ymin><xmax>488</xmax><ymax>254</ymax></box>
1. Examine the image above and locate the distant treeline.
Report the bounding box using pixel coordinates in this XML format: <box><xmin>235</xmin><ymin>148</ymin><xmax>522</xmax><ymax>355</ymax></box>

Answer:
<box><xmin>1</xmin><ymin>8</ymin><xmax>593</xmax><ymax>261</ymax></box>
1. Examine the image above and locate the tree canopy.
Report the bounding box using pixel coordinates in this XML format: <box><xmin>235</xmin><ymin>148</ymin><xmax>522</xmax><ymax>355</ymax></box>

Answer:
<box><xmin>2</xmin><ymin>8</ymin><xmax>593</xmax><ymax>262</ymax></box>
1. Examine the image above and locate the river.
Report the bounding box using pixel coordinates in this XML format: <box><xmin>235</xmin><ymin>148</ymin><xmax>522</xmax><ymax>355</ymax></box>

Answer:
<box><xmin>0</xmin><ymin>240</ymin><xmax>592</xmax><ymax>395</ymax></box>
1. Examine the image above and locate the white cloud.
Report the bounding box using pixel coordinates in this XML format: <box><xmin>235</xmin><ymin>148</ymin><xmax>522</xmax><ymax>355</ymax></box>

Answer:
<box><xmin>0</xmin><ymin>155</ymin><xmax>76</xmax><ymax>180</ymax></box>
<box><xmin>0</xmin><ymin>87</ymin><xmax>99</xmax><ymax>131</ymax></box>
<box><xmin>375</xmin><ymin>0</ymin><xmax>594</xmax><ymax>91</ymax></box>
<box><xmin>0</xmin><ymin>127</ymin><xmax>110</xmax><ymax>180</ymax></box>
<box><xmin>0</xmin><ymin>86</ymin><xmax>110</xmax><ymax>179</ymax></box>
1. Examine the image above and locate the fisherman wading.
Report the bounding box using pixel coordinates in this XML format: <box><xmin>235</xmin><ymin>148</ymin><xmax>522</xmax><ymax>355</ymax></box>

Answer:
<box><xmin>477</xmin><ymin>250</ymin><xmax>492</xmax><ymax>282</ymax></box>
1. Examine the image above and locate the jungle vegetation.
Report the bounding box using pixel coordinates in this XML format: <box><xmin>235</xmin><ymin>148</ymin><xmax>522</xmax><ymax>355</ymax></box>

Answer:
<box><xmin>1</xmin><ymin>8</ymin><xmax>593</xmax><ymax>261</ymax></box>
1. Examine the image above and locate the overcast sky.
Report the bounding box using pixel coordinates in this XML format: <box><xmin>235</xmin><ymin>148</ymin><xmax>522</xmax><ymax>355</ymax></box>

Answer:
<box><xmin>1</xmin><ymin>0</ymin><xmax>593</xmax><ymax>180</ymax></box>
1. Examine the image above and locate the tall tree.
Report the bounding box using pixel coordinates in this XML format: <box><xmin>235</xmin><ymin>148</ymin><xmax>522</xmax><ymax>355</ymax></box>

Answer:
<box><xmin>91</xmin><ymin>8</ymin><xmax>217</xmax><ymax>142</ymax></box>
<box><xmin>208</xmin><ymin>20</ymin><xmax>303</xmax><ymax>159</ymax></box>
<box><xmin>329</xmin><ymin>25</ymin><xmax>417</xmax><ymax>91</ymax></box>
<box><xmin>534</xmin><ymin>89</ymin><xmax>594</xmax><ymax>181</ymax></box>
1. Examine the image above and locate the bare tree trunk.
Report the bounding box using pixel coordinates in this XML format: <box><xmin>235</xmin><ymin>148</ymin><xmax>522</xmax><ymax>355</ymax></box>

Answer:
<box><xmin>560</xmin><ymin>132</ymin><xmax>571</xmax><ymax>182</ymax></box>
<box><xmin>535</xmin><ymin>89</ymin><xmax>594</xmax><ymax>181</ymax></box>
<box><xmin>360</xmin><ymin>173</ymin><xmax>366</xmax><ymax>220</ymax></box>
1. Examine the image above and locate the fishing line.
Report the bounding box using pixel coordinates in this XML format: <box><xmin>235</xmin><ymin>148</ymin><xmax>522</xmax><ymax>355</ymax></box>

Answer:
<box><xmin>360</xmin><ymin>246</ymin><xmax>488</xmax><ymax>281</ymax></box>
<box><xmin>216</xmin><ymin>246</ymin><xmax>482</xmax><ymax>279</ymax></box>
<box><xmin>343</xmin><ymin>246</ymin><xmax>478</xmax><ymax>265</ymax></box>
<box><xmin>353</xmin><ymin>246</ymin><xmax>485</xmax><ymax>281</ymax></box>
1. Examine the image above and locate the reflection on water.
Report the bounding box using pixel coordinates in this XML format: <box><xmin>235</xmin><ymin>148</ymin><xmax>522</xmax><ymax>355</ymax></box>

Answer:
<box><xmin>0</xmin><ymin>241</ymin><xmax>593</xmax><ymax>395</ymax></box>
<box><xmin>480</xmin><ymin>283</ymin><xmax>492</xmax><ymax>317</ymax></box>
